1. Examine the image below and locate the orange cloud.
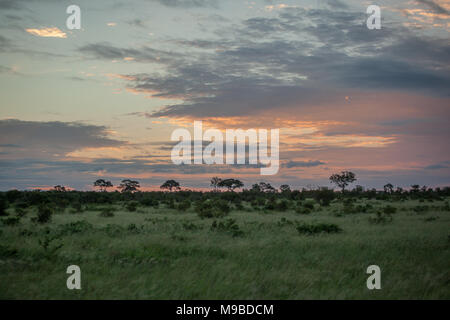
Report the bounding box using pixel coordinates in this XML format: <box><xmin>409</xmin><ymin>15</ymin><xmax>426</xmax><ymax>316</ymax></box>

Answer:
<box><xmin>26</xmin><ymin>27</ymin><xmax>67</xmax><ymax>38</ymax></box>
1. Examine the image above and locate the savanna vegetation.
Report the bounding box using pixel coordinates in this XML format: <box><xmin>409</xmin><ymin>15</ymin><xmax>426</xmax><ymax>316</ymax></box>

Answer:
<box><xmin>0</xmin><ymin>174</ymin><xmax>449</xmax><ymax>299</ymax></box>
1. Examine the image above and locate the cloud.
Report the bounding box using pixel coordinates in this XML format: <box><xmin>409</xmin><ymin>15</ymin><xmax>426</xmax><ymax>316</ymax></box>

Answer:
<box><xmin>78</xmin><ymin>42</ymin><xmax>179</xmax><ymax>63</ymax></box>
<box><xmin>416</xmin><ymin>0</ymin><xmax>449</xmax><ymax>15</ymax></box>
<box><xmin>424</xmin><ymin>161</ymin><xmax>450</xmax><ymax>169</ymax></box>
<box><xmin>0</xmin><ymin>119</ymin><xmax>126</xmax><ymax>159</ymax></box>
<box><xmin>25</xmin><ymin>27</ymin><xmax>67</xmax><ymax>38</ymax></box>
<box><xmin>283</xmin><ymin>160</ymin><xmax>326</xmax><ymax>168</ymax></box>
<box><xmin>151</xmin><ymin>0</ymin><xmax>219</xmax><ymax>8</ymax></box>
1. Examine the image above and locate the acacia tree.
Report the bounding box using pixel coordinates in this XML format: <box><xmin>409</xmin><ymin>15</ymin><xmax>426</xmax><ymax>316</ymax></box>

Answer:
<box><xmin>93</xmin><ymin>179</ymin><xmax>113</xmax><ymax>192</ymax></box>
<box><xmin>258</xmin><ymin>182</ymin><xmax>276</xmax><ymax>193</ymax></box>
<box><xmin>210</xmin><ymin>177</ymin><xmax>222</xmax><ymax>192</ymax></box>
<box><xmin>329</xmin><ymin>171</ymin><xmax>356</xmax><ymax>192</ymax></box>
<box><xmin>53</xmin><ymin>185</ymin><xmax>66</xmax><ymax>192</ymax></box>
<box><xmin>279</xmin><ymin>184</ymin><xmax>291</xmax><ymax>193</ymax></box>
<box><xmin>160</xmin><ymin>180</ymin><xmax>181</xmax><ymax>192</ymax></box>
<box><xmin>384</xmin><ymin>183</ymin><xmax>394</xmax><ymax>194</ymax></box>
<box><xmin>218</xmin><ymin>178</ymin><xmax>244</xmax><ymax>192</ymax></box>
<box><xmin>118</xmin><ymin>179</ymin><xmax>140</xmax><ymax>193</ymax></box>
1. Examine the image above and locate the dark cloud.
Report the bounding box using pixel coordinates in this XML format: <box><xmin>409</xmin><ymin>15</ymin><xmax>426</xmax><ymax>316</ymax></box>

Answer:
<box><xmin>151</xmin><ymin>0</ymin><xmax>219</xmax><ymax>8</ymax></box>
<box><xmin>78</xmin><ymin>42</ymin><xmax>179</xmax><ymax>63</ymax></box>
<box><xmin>416</xmin><ymin>0</ymin><xmax>449</xmax><ymax>15</ymax></box>
<box><xmin>424</xmin><ymin>161</ymin><xmax>450</xmax><ymax>170</ymax></box>
<box><xmin>284</xmin><ymin>160</ymin><xmax>326</xmax><ymax>168</ymax></box>
<box><xmin>0</xmin><ymin>119</ymin><xmax>126</xmax><ymax>158</ymax></box>
<box><xmin>103</xmin><ymin>5</ymin><xmax>449</xmax><ymax>119</ymax></box>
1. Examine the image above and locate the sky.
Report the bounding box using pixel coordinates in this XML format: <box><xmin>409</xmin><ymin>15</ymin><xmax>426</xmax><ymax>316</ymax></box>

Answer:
<box><xmin>0</xmin><ymin>0</ymin><xmax>449</xmax><ymax>191</ymax></box>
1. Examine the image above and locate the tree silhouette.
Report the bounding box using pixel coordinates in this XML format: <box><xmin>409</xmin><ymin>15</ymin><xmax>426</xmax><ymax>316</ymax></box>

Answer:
<box><xmin>93</xmin><ymin>179</ymin><xmax>113</xmax><ymax>192</ymax></box>
<box><xmin>210</xmin><ymin>177</ymin><xmax>222</xmax><ymax>192</ymax></box>
<box><xmin>160</xmin><ymin>180</ymin><xmax>181</xmax><ymax>192</ymax></box>
<box><xmin>384</xmin><ymin>183</ymin><xmax>394</xmax><ymax>194</ymax></box>
<box><xmin>329</xmin><ymin>171</ymin><xmax>356</xmax><ymax>192</ymax></box>
<box><xmin>218</xmin><ymin>179</ymin><xmax>244</xmax><ymax>192</ymax></box>
<box><xmin>53</xmin><ymin>185</ymin><xmax>66</xmax><ymax>192</ymax></box>
<box><xmin>118</xmin><ymin>179</ymin><xmax>140</xmax><ymax>193</ymax></box>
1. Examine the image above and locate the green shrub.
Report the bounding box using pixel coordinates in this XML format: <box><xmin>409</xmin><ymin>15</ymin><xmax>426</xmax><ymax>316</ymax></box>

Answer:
<box><xmin>99</xmin><ymin>207</ymin><xmax>115</xmax><ymax>217</ymax></box>
<box><xmin>35</xmin><ymin>204</ymin><xmax>53</xmax><ymax>224</ymax></box>
<box><xmin>38</xmin><ymin>228</ymin><xmax>63</xmax><ymax>258</ymax></box>
<box><xmin>413</xmin><ymin>205</ymin><xmax>429</xmax><ymax>214</ymax></box>
<box><xmin>368</xmin><ymin>212</ymin><xmax>393</xmax><ymax>224</ymax></box>
<box><xmin>303</xmin><ymin>199</ymin><xmax>316</xmax><ymax>210</ymax></box>
<box><xmin>177</xmin><ymin>200</ymin><xmax>191</xmax><ymax>211</ymax></box>
<box><xmin>196</xmin><ymin>199</ymin><xmax>230</xmax><ymax>218</ymax></box>
<box><xmin>103</xmin><ymin>224</ymin><xmax>124</xmax><ymax>237</ymax></box>
<box><xmin>383</xmin><ymin>205</ymin><xmax>397</xmax><ymax>214</ymax></box>
<box><xmin>58</xmin><ymin>221</ymin><xmax>93</xmax><ymax>235</ymax></box>
<box><xmin>15</xmin><ymin>207</ymin><xmax>27</xmax><ymax>217</ymax></box>
<box><xmin>140</xmin><ymin>197</ymin><xmax>159</xmax><ymax>207</ymax></box>
<box><xmin>295</xmin><ymin>206</ymin><xmax>311</xmax><ymax>215</ymax></box>
<box><xmin>0</xmin><ymin>244</ymin><xmax>18</xmax><ymax>258</ymax></box>
<box><xmin>1</xmin><ymin>216</ymin><xmax>20</xmax><ymax>226</ymax></box>
<box><xmin>296</xmin><ymin>222</ymin><xmax>342</xmax><ymax>235</ymax></box>
<box><xmin>126</xmin><ymin>201</ymin><xmax>139</xmax><ymax>212</ymax></box>
<box><xmin>275</xmin><ymin>199</ymin><xmax>289</xmax><ymax>211</ymax></box>
<box><xmin>71</xmin><ymin>201</ymin><xmax>84</xmax><ymax>213</ymax></box>
<box><xmin>211</xmin><ymin>219</ymin><xmax>243</xmax><ymax>237</ymax></box>
<box><xmin>0</xmin><ymin>196</ymin><xmax>8</xmax><ymax>216</ymax></box>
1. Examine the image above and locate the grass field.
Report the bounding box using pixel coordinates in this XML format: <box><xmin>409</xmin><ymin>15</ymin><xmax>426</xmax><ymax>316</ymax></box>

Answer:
<box><xmin>0</xmin><ymin>198</ymin><xmax>449</xmax><ymax>299</ymax></box>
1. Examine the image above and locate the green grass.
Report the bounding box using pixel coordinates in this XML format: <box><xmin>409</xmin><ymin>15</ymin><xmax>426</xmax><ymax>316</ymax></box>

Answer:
<box><xmin>0</xmin><ymin>198</ymin><xmax>449</xmax><ymax>299</ymax></box>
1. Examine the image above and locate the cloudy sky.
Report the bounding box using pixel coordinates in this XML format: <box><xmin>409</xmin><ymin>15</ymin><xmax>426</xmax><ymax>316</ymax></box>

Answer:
<box><xmin>0</xmin><ymin>0</ymin><xmax>449</xmax><ymax>191</ymax></box>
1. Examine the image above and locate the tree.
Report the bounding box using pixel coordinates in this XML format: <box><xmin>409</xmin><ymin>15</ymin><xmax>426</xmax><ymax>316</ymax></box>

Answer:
<box><xmin>258</xmin><ymin>182</ymin><xmax>276</xmax><ymax>193</ymax></box>
<box><xmin>218</xmin><ymin>179</ymin><xmax>244</xmax><ymax>192</ymax></box>
<box><xmin>329</xmin><ymin>171</ymin><xmax>356</xmax><ymax>192</ymax></box>
<box><xmin>0</xmin><ymin>195</ymin><xmax>8</xmax><ymax>216</ymax></box>
<box><xmin>279</xmin><ymin>184</ymin><xmax>291</xmax><ymax>193</ymax></box>
<box><xmin>210</xmin><ymin>177</ymin><xmax>222</xmax><ymax>192</ymax></box>
<box><xmin>93</xmin><ymin>179</ymin><xmax>113</xmax><ymax>192</ymax></box>
<box><xmin>383</xmin><ymin>183</ymin><xmax>394</xmax><ymax>194</ymax></box>
<box><xmin>53</xmin><ymin>185</ymin><xmax>66</xmax><ymax>192</ymax></box>
<box><xmin>160</xmin><ymin>180</ymin><xmax>181</xmax><ymax>192</ymax></box>
<box><xmin>118</xmin><ymin>179</ymin><xmax>140</xmax><ymax>193</ymax></box>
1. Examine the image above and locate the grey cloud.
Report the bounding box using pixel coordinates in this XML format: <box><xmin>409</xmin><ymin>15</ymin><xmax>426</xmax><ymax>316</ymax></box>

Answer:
<box><xmin>284</xmin><ymin>160</ymin><xmax>326</xmax><ymax>168</ymax></box>
<box><xmin>78</xmin><ymin>42</ymin><xmax>179</xmax><ymax>63</ymax></box>
<box><xmin>151</xmin><ymin>0</ymin><xmax>219</xmax><ymax>8</ymax></box>
<box><xmin>0</xmin><ymin>119</ymin><xmax>126</xmax><ymax>158</ymax></box>
<box><xmin>416</xmin><ymin>0</ymin><xmax>449</xmax><ymax>15</ymax></box>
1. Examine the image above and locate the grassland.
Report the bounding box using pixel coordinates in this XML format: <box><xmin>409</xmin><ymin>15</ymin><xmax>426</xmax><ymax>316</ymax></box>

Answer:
<box><xmin>0</xmin><ymin>197</ymin><xmax>449</xmax><ymax>299</ymax></box>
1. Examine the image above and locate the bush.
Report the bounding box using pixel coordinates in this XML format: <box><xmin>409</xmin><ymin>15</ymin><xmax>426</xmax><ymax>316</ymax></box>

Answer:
<box><xmin>211</xmin><ymin>219</ymin><xmax>243</xmax><ymax>237</ymax></box>
<box><xmin>38</xmin><ymin>228</ymin><xmax>63</xmax><ymax>257</ymax></box>
<box><xmin>126</xmin><ymin>201</ymin><xmax>139</xmax><ymax>212</ymax></box>
<box><xmin>103</xmin><ymin>224</ymin><xmax>124</xmax><ymax>237</ymax></box>
<box><xmin>35</xmin><ymin>204</ymin><xmax>53</xmax><ymax>224</ymax></box>
<box><xmin>196</xmin><ymin>199</ymin><xmax>230</xmax><ymax>218</ymax></box>
<box><xmin>72</xmin><ymin>201</ymin><xmax>84</xmax><ymax>213</ymax></box>
<box><xmin>315</xmin><ymin>188</ymin><xmax>335</xmax><ymax>206</ymax></box>
<box><xmin>0</xmin><ymin>244</ymin><xmax>18</xmax><ymax>259</ymax></box>
<box><xmin>99</xmin><ymin>207</ymin><xmax>115</xmax><ymax>217</ymax></box>
<box><xmin>295</xmin><ymin>206</ymin><xmax>311</xmax><ymax>215</ymax></box>
<box><xmin>177</xmin><ymin>200</ymin><xmax>191</xmax><ymax>211</ymax></box>
<box><xmin>140</xmin><ymin>197</ymin><xmax>159</xmax><ymax>207</ymax></box>
<box><xmin>275</xmin><ymin>199</ymin><xmax>289</xmax><ymax>211</ymax></box>
<box><xmin>383</xmin><ymin>205</ymin><xmax>397</xmax><ymax>214</ymax></box>
<box><xmin>58</xmin><ymin>221</ymin><xmax>93</xmax><ymax>235</ymax></box>
<box><xmin>296</xmin><ymin>222</ymin><xmax>342</xmax><ymax>235</ymax></box>
<box><xmin>303</xmin><ymin>199</ymin><xmax>316</xmax><ymax>210</ymax></box>
<box><xmin>368</xmin><ymin>212</ymin><xmax>393</xmax><ymax>224</ymax></box>
<box><xmin>15</xmin><ymin>207</ymin><xmax>27</xmax><ymax>217</ymax></box>
<box><xmin>0</xmin><ymin>196</ymin><xmax>8</xmax><ymax>216</ymax></box>
<box><xmin>1</xmin><ymin>216</ymin><xmax>20</xmax><ymax>226</ymax></box>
